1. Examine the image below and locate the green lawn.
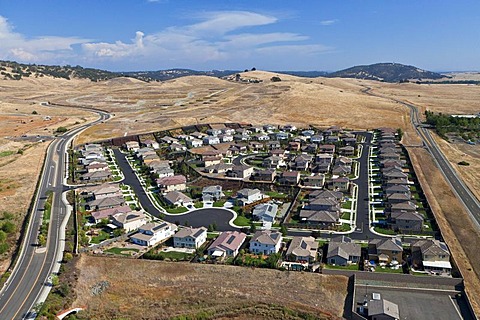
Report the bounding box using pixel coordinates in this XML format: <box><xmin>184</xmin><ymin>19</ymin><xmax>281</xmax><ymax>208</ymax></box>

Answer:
<box><xmin>90</xmin><ymin>230</ymin><xmax>111</xmax><ymax>244</ymax></box>
<box><xmin>341</xmin><ymin>201</ymin><xmax>352</xmax><ymax>210</ymax></box>
<box><xmin>337</xmin><ymin>223</ymin><xmax>351</xmax><ymax>232</ymax></box>
<box><xmin>166</xmin><ymin>206</ymin><xmax>188</xmax><ymax>214</ymax></box>
<box><xmin>374</xmin><ymin>226</ymin><xmax>397</xmax><ymax>235</ymax></box>
<box><xmin>105</xmin><ymin>247</ymin><xmax>139</xmax><ymax>256</ymax></box>
<box><xmin>125</xmin><ymin>195</ymin><xmax>133</xmax><ymax>201</ymax></box>
<box><xmin>213</xmin><ymin>200</ymin><xmax>226</xmax><ymax>207</ymax></box>
<box><xmin>341</xmin><ymin>211</ymin><xmax>351</xmax><ymax>220</ymax></box>
<box><xmin>374</xmin><ymin>266</ymin><xmax>404</xmax><ymax>274</ymax></box>
<box><xmin>324</xmin><ymin>264</ymin><xmax>359</xmax><ymax>271</ymax></box>
<box><xmin>157</xmin><ymin>250</ymin><xmax>193</xmax><ymax>261</ymax></box>
<box><xmin>233</xmin><ymin>215</ymin><xmax>251</xmax><ymax>226</ymax></box>
<box><xmin>265</xmin><ymin>191</ymin><xmax>287</xmax><ymax>199</ymax></box>
<box><xmin>194</xmin><ymin>202</ymin><xmax>203</xmax><ymax>208</ymax></box>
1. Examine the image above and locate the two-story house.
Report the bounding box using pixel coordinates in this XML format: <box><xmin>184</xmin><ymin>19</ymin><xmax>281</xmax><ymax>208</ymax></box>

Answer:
<box><xmin>173</xmin><ymin>227</ymin><xmax>207</xmax><ymax>249</ymax></box>
<box><xmin>368</xmin><ymin>237</ymin><xmax>403</xmax><ymax>263</ymax></box>
<box><xmin>249</xmin><ymin>230</ymin><xmax>282</xmax><ymax>255</ymax></box>
<box><xmin>130</xmin><ymin>221</ymin><xmax>177</xmax><ymax>246</ymax></box>
<box><xmin>207</xmin><ymin>231</ymin><xmax>247</xmax><ymax>258</ymax></box>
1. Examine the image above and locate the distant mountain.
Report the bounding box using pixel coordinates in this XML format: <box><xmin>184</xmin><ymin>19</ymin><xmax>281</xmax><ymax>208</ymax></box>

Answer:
<box><xmin>327</xmin><ymin>63</ymin><xmax>445</xmax><ymax>82</ymax></box>
<box><xmin>121</xmin><ymin>69</ymin><xmax>240</xmax><ymax>81</ymax></box>
<box><xmin>0</xmin><ymin>60</ymin><xmax>120</xmax><ymax>82</ymax></box>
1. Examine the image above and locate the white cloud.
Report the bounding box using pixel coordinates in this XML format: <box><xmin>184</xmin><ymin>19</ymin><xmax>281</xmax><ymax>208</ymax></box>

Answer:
<box><xmin>0</xmin><ymin>16</ymin><xmax>91</xmax><ymax>63</ymax></box>
<box><xmin>320</xmin><ymin>19</ymin><xmax>338</xmax><ymax>26</ymax></box>
<box><xmin>0</xmin><ymin>12</ymin><xmax>334</xmax><ymax>69</ymax></box>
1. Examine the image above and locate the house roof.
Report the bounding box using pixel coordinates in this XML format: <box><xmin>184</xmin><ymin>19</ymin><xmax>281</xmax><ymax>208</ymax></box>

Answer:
<box><xmin>87</xmin><ymin>196</ymin><xmax>125</xmax><ymax>208</ymax></box>
<box><xmin>113</xmin><ymin>211</ymin><xmax>145</xmax><ymax>224</ymax></box>
<box><xmin>175</xmin><ymin>227</ymin><xmax>207</xmax><ymax>239</ymax></box>
<box><xmin>203</xmin><ymin>185</ymin><xmax>222</xmax><ymax>193</ymax></box>
<box><xmin>309</xmin><ymin>190</ymin><xmax>343</xmax><ymax>200</ymax></box>
<box><xmin>390</xmin><ymin>201</ymin><xmax>416</xmax><ymax>211</ymax></box>
<box><xmin>156</xmin><ymin>175</ymin><xmax>187</xmax><ymax>186</ymax></box>
<box><xmin>309</xmin><ymin>197</ymin><xmax>338</xmax><ymax>207</ymax></box>
<box><xmin>91</xmin><ymin>205</ymin><xmax>132</xmax><ymax>221</ymax></box>
<box><xmin>208</xmin><ymin>231</ymin><xmax>247</xmax><ymax>252</ymax></box>
<box><xmin>251</xmin><ymin>230</ymin><xmax>282</xmax><ymax>246</ymax></box>
<box><xmin>282</xmin><ymin>171</ymin><xmax>300</xmax><ymax>177</ymax></box>
<box><xmin>327</xmin><ymin>242</ymin><xmax>361</xmax><ymax>260</ymax></box>
<box><xmin>368</xmin><ymin>299</ymin><xmax>399</xmax><ymax>319</ymax></box>
<box><xmin>299</xmin><ymin>210</ymin><xmax>339</xmax><ymax>223</ymax></box>
<box><xmin>253</xmin><ymin>203</ymin><xmax>278</xmax><ymax>219</ymax></box>
<box><xmin>140</xmin><ymin>221</ymin><xmax>177</xmax><ymax>233</ymax></box>
<box><xmin>286</xmin><ymin>236</ymin><xmax>318</xmax><ymax>258</ymax></box>
<box><xmin>391</xmin><ymin>210</ymin><xmax>423</xmax><ymax>221</ymax></box>
<box><xmin>370</xmin><ymin>238</ymin><xmax>403</xmax><ymax>251</ymax></box>
<box><xmin>237</xmin><ymin>188</ymin><xmax>261</xmax><ymax>198</ymax></box>
<box><xmin>412</xmin><ymin>239</ymin><xmax>450</xmax><ymax>257</ymax></box>
<box><xmin>163</xmin><ymin>191</ymin><xmax>192</xmax><ymax>204</ymax></box>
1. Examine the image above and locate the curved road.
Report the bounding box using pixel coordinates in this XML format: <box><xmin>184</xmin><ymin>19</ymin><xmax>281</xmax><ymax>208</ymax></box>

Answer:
<box><xmin>113</xmin><ymin>149</ymin><xmax>238</xmax><ymax>231</ymax></box>
<box><xmin>0</xmin><ymin>111</ymin><xmax>110</xmax><ymax>319</ymax></box>
<box><xmin>362</xmin><ymin>87</ymin><xmax>480</xmax><ymax>230</ymax></box>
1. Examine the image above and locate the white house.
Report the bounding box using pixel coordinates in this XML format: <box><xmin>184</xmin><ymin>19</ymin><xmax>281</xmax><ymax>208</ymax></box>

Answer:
<box><xmin>202</xmin><ymin>185</ymin><xmax>224</xmax><ymax>201</ymax></box>
<box><xmin>112</xmin><ymin>211</ymin><xmax>147</xmax><ymax>232</ymax></box>
<box><xmin>186</xmin><ymin>139</ymin><xmax>203</xmax><ymax>148</ymax></box>
<box><xmin>249</xmin><ymin>230</ymin><xmax>282</xmax><ymax>255</ymax></box>
<box><xmin>252</xmin><ymin>203</ymin><xmax>278</xmax><ymax>223</ymax></box>
<box><xmin>237</xmin><ymin>188</ymin><xmax>263</xmax><ymax>205</ymax></box>
<box><xmin>203</xmin><ymin>136</ymin><xmax>220</xmax><ymax>145</ymax></box>
<box><xmin>173</xmin><ymin>227</ymin><xmax>207</xmax><ymax>249</ymax></box>
<box><xmin>125</xmin><ymin>141</ymin><xmax>140</xmax><ymax>152</ymax></box>
<box><xmin>207</xmin><ymin>231</ymin><xmax>247</xmax><ymax>257</ymax></box>
<box><xmin>130</xmin><ymin>221</ymin><xmax>177</xmax><ymax>246</ymax></box>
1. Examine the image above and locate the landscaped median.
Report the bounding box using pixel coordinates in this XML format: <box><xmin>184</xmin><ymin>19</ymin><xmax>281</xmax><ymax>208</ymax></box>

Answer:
<box><xmin>38</xmin><ymin>190</ymin><xmax>53</xmax><ymax>246</ymax></box>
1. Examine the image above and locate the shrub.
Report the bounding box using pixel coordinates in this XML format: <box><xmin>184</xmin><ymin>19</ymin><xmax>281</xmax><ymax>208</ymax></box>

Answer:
<box><xmin>458</xmin><ymin>161</ymin><xmax>470</xmax><ymax>166</ymax></box>
<box><xmin>1</xmin><ymin>221</ymin><xmax>15</xmax><ymax>233</ymax></box>
<box><xmin>270</xmin><ymin>76</ymin><xmax>281</xmax><ymax>82</ymax></box>
<box><xmin>32</xmin><ymin>110</ymin><xmax>38</xmax><ymax>115</ymax></box>
<box><xmin>56</xmin><ymin>127</ymin><xmax>68</xmax><ymax>133</ymax></box>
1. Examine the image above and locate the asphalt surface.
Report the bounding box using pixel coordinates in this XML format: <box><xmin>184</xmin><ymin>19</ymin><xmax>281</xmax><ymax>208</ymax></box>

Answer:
<box><xmin>0</xmin><ymin>111</ymin><xmax>109</xmax><ymax>319</ymax></box>
<box><xmin>363</xmin><ymin>87</ymin><xmax>480</xmax><ymax>231</ymax></box>
<box><xmin>113</xmin><ymin>149</ymin><xmax>238</xmax><ymax>231</ymax></box>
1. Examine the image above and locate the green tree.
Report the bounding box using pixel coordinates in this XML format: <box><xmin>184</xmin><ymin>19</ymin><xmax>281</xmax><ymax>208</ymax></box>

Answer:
<box><xmin>249</xmin><ymin>223</ymin><xmax>257</xmax><ymax>234</ymax></box>
<box><xmin>55</xmin><ymin>126</ymin><xmax>68</xmax><ymax>133</ymax></box>
<box><xmin>1</xmin><ymin>221</ymin><xmax>15</xmax><ymax>233</ymax></box>
<box><xmin>0</xmin><ymin>230</ymin><xmax>6</xmax><ymax>242</ymax></box>
<box><xmin>280</xmin><ymin>225</ymin><xmax>288</xmax><ymax>236</ymax></box>
<box><xmin>63</xmin><ymin>252</ymin><xmax>73</xmax><ymax>262</ymax></box>
<box><xmin>113</xmin><ymin>228</ymin><xmax>124</xmax><ymax>237</ymax></box>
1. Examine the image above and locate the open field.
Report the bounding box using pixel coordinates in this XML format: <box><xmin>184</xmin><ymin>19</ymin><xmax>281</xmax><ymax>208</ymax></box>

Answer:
<box><xmin>73</xmin><ymin>255</ymin><xmax>347</xmax><ymax>319</ymax></box>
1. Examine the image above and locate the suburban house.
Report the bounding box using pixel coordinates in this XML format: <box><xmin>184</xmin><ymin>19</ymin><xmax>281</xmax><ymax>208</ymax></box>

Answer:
<box><xmin>298</xmin><ymin>210</ymin><xmax>339</xmax><ymax>228</ymax></box>
<box><xmin>309</xmin><ymin>189</ymin><xmax>343</xmax><ymax>201</ymax></box>
<box><xmin>285</xmin><ymin>236</ymin><xmax>319</xmax><ymax>263</ymax></box>
<box><xmin>292</xmin><ymin>154</ymin><xmax>313</xmax><ymax>171</ymax></box>
<box><xmin>130</xmin><ymin>221</ymin><xmax>177</xmax><ymax>246</ymax></box>
<box><xmin>411</xmin><ymin>239</ymin><xmax>451</xmax><ymax>275</ymax></box>
<box><xmin>331</xmin><ymin>177</ymin><xmax>350</xmax><ymax>192</ymax></box>
<box><xmin>206</xmin><ymin>128</ymin><xmax>222</xmax><ymax>136</ymax></box>
<box><xmin>91</xmin><ymin>205</ymin><xmax>132</xmax><ymax>223</ymax></box>
<box><xmin>204</xmin><ymin>163</ymin><xmax>233</xmax><ymax>174</ymax></box>
<box><xmin>389</xmin><ymin>201</ymin><xmax>416</xmax><ymax>212</ymax></box>
<box><xmin>251</xmin><ymin>169</ymin><xmax>276</xmax><ymax>182</ymax></box>
<box><xmin>302</xmin><ymin>129</ymin><xmax>315</xmax><ymax>137</ymax></box>
<box><xmin>280</xmin><ymin>171</ymin><xmax>300</xmax><ymax>185</ymax></box>
<box><xmin>236</xmin><ymin>188</ymin><xmax>263</xmax><ymax>205</ymax></box>
<box><xmin>173</xmin><ymin>227</ymin><xmax>207</xmax><ymax>249</ymax></box>
<box><xmin>326</xmin><ymin>236</ymin><xmax>361</xmax><ymax>265</ymax></box>
<box><xmin>307</xmin><ymin>196</ymin><xmax>340</xmax><ymax>212</ymax></box>
<box><xmin>142</xmin><ymin>139</ymin><xmax>160</xmax><ymax>149</ymax></box>
<box><xmin>332</xmin><ymin>164</ymin><xmax>351</xmax><ymax>176</ymax></box>
<box><xmin>82</xmin><ymin>183</ymin><xmax>122</xmax><ymax>200</ymax></box>
<box><xmin>249</xmin><ymin>230</ymin><xmax>283</xmax><ymax>255</ymax></box>
<box><xmin>389</xmin><ymin>211</ymin><xmax>424</xmax><ymax>232</ymax></box>
<box><xmin>319</xmin><ymin>144</ymin><xmax>335</xmax><ymax>154</ymax></box>
<box><xmin>86</xmin><ymin>195</ymin><xmax>125</xmax><ymax>211</ymax></box>
<box><xmin>156</xmin><ymin>175</ymin><xmax>187</xmax><ymax>192</ymax></box>
<box><xmin>368</xmin><ymin>238</ymin><xmax>403</xmax><ymax>263</ymax></box>
<box><xmin>202</xmin><ymin>136</ymin><xmax>220</xmax><ymax>145</ymax></box>
<box><xmin>219</xmin><ymin>134</ymin><xmax>234</xmax><ymax>143</ymax></box>
<box><xmin>302</xmin><ymin>174</ymin><xmax>325</xmax><ymax>188</ymax></box>
<box><xmin>202</xmin><ymin>185</ymin><xmax>224</xmax><ymax>201</ymax></box>
<box><xmin>163</xmin><ymin>191</ymin><xmax>193</xmax><ymax>207</ymax></box>
<box><xmin>227</xmin><ymin>165</ymin><xmax>254</xmax><ymax>179</ymax></box>
<box><xmin>81</xmin><ymin>170</ymin><xmax>112</xmax><ymax>182</ymax></box>
<box><xmin>263</xmin><ymin>156</ymin><xmax>286</xmax><ymax>169</ymax></box>
<box><xmin>112</xmin><ymin>211</ymin><xmax>147</xmax><ymax>232</ymax></box>
<box><xmin>202</xmin><ymin>155</ymin><xmax>223</xmax><ymax>167</ymax></box>
<box><xmin>125</xmin><ymin>141</ymin><xmax>140</xmax><ymax>152</ymax></box>
<box><xmin>252</xmin><ymin>203</ymin><xmax>278</xmax><ymax>224</ymax></box>
<box><xmin>207</xmin><ymin>231</ymin><xmax>247</xmax><ymax>258</ymax></box>
<box><xmin>186</xmin><ymin>138</ymin><xmax>203</xmax><ymax>148</ymax></box>
<box><xmin>310</xmin><ymin>135</ymin><xmax>324</xmax><ymax>144</ymax></box>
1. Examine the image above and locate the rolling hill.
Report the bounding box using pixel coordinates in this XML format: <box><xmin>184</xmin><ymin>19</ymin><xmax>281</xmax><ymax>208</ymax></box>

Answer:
<box><xmin>327</xmin><ymin>62</ymin><xmax>446</xmax><ymax>82</ymax></box>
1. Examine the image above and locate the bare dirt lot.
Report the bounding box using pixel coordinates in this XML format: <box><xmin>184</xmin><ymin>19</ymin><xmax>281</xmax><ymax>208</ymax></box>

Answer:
<box><xmin>73</xmin><ymin>255</ymin><xmax>347</xmax><ymax>320</ymax></box>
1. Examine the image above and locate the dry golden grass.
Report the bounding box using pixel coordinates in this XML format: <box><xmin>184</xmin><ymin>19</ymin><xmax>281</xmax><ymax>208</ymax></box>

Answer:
<box><xmin>431</xmin><ymin>133</ymin><xmax>480</xmax><ymax>200</ymax></box>
<box><xmin>73</xmin><ymin>255</ymin><xmax>347</xmax><ymax>320</ymax></box>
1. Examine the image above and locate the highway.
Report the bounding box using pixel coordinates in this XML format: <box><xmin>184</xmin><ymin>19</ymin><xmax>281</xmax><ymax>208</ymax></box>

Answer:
<box><xmin>0</xmin><ymin>111</ymin><xmax>110</xmax><ymax>319</ymax></box>
<box><xmin>362</xmin><ymin>87</ymin><xmax>480</xmax><ymax>231</ymax></box>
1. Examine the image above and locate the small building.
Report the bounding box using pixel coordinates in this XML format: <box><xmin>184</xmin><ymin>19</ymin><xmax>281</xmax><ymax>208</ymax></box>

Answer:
<box><xmin>411</xmin><ymin>239</ymin><xmax>451</xmax><ymax>275</ymax></box>
<box><xmin>299</xmin><ymin>210</ymin><xmax>339</xmax><ymax>228</ymax></box>
<box><xmin>249</xmin><ymin>230</ymin><xmax>282</xmax><ymax>255</ymax></box>
<box><xmin>173</xmin><ymin>227</ymin><xmax>207</xmax><ymax>249</ymax></box>
<box><xmin>207</xmin><ymin>231</ymin><xmax>247</xmax><ymax>258</ymax></box>
<box><xmin>125</xmin><ymin>141</ymin><xmax>140</xmax><ymax>152</ymax></box>
<box><xmin>251</xmin><ymin>169</ymin><xmax>277</xmax><ymax>182</ymax></box>
<box><xmin>228</xmin><ymin>165</ymin><xmax>254</xmax><ymax>179</ymax></box>
<box><xmin>368</xmin><ymin>238</ymin><xmax>403</xmax><ymax>263</ymax></box>
<box><xmin>367</xmin><ymin>298</ymin><xmax>400</xmax><ymax>320</ymax></box>
<box><xmin>280</xmin><ymin>171</ymin><xmax>300</xmax><ymax>185</ymax></box>
<box><xmin>237</xmin><ymin>188</ymin><xmax>263</xmax><ymax>205</ymax></box>
<box><xmin>331</xmin><ymin>177</ymin><xmax>350</xmax><ymax>192</ymax></box>
<box><xmin>203</xmin><ymin>136</ymin><xmax>221</xmax><ymax>145</ymax></box>
<box><xmin>186</xmin><ymin>139</ymin><xmax>203</xmax><ymax>148</ymax></box>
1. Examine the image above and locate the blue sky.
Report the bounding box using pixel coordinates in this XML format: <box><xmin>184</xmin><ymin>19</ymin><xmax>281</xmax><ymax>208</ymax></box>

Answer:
<box><xmin>0</xmin><ymin>1</ymin><xmax>479</xmax><ymax>71</ymax></box>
